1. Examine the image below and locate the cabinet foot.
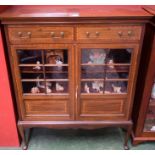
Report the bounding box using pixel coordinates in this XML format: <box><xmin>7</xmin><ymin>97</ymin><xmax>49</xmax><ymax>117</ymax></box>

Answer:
<box><xmin>124</xmin><ymin>145</ymin><xmax>129</xmax><ymax>150</ymax></box>
<box><xmin>21</xmin><ymin>142</ymin><xmax>28</xmax><ymax>150</ymax></box>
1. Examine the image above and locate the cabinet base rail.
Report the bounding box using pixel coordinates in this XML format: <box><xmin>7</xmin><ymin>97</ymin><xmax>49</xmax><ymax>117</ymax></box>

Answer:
<box><xmin>18</xmin><ymin>120</ymin><xmax>132</xmax><ymax>150</ymax></box>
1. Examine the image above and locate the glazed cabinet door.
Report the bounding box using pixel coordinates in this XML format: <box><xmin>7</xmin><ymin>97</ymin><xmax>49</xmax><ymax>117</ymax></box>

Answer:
<box><xmin>143</xmin><ymin>78</ymin><xmax>155</xmax><ymax>134</ymax></box>
<box><xmin>76</xmin><ymin>44</ymin><xmax>140</xmax><ymax>121</ymax></box>
<box><xmin>10</xmin><ymin>44</ymin><xmax>75</xmax><ymax>121</ymax></box>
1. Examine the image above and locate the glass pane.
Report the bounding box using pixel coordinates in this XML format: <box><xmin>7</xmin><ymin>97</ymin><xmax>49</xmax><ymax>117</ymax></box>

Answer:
<box><xmin>45</xmin><ymin>67</ymin><xmax>68</xmax><ymax>79</ymax></box>
<box><xmin>22</xmin><ymin>81</ymin><xmax>46</xmax><ymax>94</ymax></box>
<box><xmin>106</xmin><ymin>72</ymin><xmax>129</xmax><ymax>79</ymax></box>
<box><xmin>45</xmin><ymin>81</ymin><xmax>68</xmax><ymax>94</ymax></box>
<box><xmin>104</xmin><ymin>81</ymin><xmax>128</xmax><ymax>94</ymax></box>
<box><xmin>81</xmin><ymin>66</ymin><xmax>105</xmax><ymax>79</ymax></box>
<box><xmin>107</xmin><ymin>49</ymin><xmax>132</xmax><ymax>64</ymax></box>
<box><xmin>44</xmin><ymin>49</ymin><xmax>69</xmax><ymax>93</ymax></box>
<box><xmin>80</xmin><ymin>48</ymin><xmax>132</xmax><ymax>94</ymax></box>
<box><xmin>144</xmin><ymin>81</ymin><xmax>155</xmax><ymax>132</ymax></box>
<box><xmin>20</xmin><ymin>67</ymin><xmax>44</xmax><ymax>80</ymax></box>
<box><xmin>44</xmin><ymin>49</ymin><xmax>68</xmax><ymax>65</ymax></box>
<box><xmin>81</xmin><ymin>49</ymin><xmax>107</xmax><ymax>64</ymax></box>
<box><xmin>81</xmin><ymin>81</ymin><xmax>104</xmax><ymax>94</ymax></box>
<box><xmin>17</xmin><ymin>50</ymin><xmax>42</xmax><ymax>64</ymax></box>
<box><xmin>17</xmin><ymin>49</ymin><xmax>69</xmax><ymax>95</ymax></box>
<box><xmin>20</xmin><ymin>66</ymin><xmax>43</xmax><ymax>73</ymax></box>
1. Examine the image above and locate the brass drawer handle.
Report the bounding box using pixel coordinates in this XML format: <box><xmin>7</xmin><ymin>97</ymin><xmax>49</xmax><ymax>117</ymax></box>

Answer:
<box><xmin>51</xmin><ymin>31</ymin><xmax>65</xmax><ymax>38</ymax></box>
<box><xmin>118</xmin><ymin>31</ymin><xmax>123</xmax><ymax>37</ymax></box>
<box><xmin>96</xmin><ymin>31</ymin><xmax>100</xmax><ymax>36</ymax></box>
<box><xmin>128</xmin><ymin>31</ymin><xmax>132</xmax><ymax>36</ymax></box>
<box><xmin>50</xmin><ymin>32</ymin><xmax>55</xmax><ymax>37</ymax></box>
<box><xmin>18</xmin><ymin>32</ymin><xmax>31</xmax><ymax>38</ymax></box>
<box><xmin>86</xmin><ymin>32</ymin><xmax>90</xmax><ymax>37</ymax></box>
<box><xmin>60</xmin><ymin>32</ymin><xmax>65</xmax><ymax>38</ymax></box>
<box><xmin>18</xmin><ymin>31</ymin><xmax>22</xmax><ymax>37</ymax></box>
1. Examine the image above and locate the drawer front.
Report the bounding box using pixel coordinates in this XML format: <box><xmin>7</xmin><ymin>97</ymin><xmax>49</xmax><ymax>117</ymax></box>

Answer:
<box><xmin>24</xmin><ymin>99</ymin><xmax>71</xmax><ymax>120</ymax></box>
<box><xmin>79</xmin><ymin>98</ymin><xmax>126</xmax><ymax>120</ymax></box>
<box><xmin>77</xmin><ymin>26</ymin><xmax>142</xmax><ymax>41</ymax></box>
<box><xmin>8</xmin><ymin>25</ymin><xmax>74</xmax><ymax>44</ymax></box>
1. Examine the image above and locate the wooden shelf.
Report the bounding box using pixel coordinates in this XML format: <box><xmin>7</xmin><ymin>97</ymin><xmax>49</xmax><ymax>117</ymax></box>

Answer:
<box><xmin>21</xmin><ymin>79</ymin><xmax>44</xmax><ymax>82</ymax></box>
<box><xmin>21</xmin><ymin>79</ymin><xmax>69</xmax><ymax>82</ymax></box>
<box><xmin>21</xmin><ymin>71</ymin><xmax>44</xmax><ymax>73</ymax></box>
<box><xmin>21</xmin><ymin>70</ymin><xmax>68</xmax><ymax>73</ymax></box>
<box><xmin>19</xmin><ymin>64</ymin><xmax>68</xmax><ymax>67</ymax></box>
<box><xmin>46</xmin><ymin>79</ymin><xmax>69</xmax><ymax>82</ymax></box>
<box><xmin>44</xmin><ymin>64</ymin><xmax>68</xmax><ymax>67</ymax></box>
<box><xmin>82</xmin><ymin>70</ymin><xmax>129</xmax><ymax>73</ymax></box>
<box><xmin>81</xmin><ymin>63</ymin><xmax>131</xmax><ymax>66</ymax></box>
<box><xmin>81</xmin><ymin>78</ymin><xmax>129</xmax><ymax>81</ymax></box>
<box><xmin>19</xmin><ymin>64</ymin><xmax>43</xmax><ymax>67</ymax></box>
<box><xmin>23</xmin><ymin>93</ymin><xmax>69</xmax><ymax>96</ymax></box>
<box><xmin>81</xmin><ymin>92</ymin><xmax>127</xmax><ymax>95</ymax></box>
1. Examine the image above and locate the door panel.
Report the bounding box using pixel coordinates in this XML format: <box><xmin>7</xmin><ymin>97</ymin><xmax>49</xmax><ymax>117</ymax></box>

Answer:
<box><xmin>11</xmin><ymin>44</ymin><xmax>75</xmax><ymax>120</ymax></box>
<box><xmin>76</xmin><ymin>44</ymin><xmax>139</xmax><ymax>120</ymax></box>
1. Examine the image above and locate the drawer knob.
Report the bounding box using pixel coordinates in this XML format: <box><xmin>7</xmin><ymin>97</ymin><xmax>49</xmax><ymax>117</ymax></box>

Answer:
<box><xmin>96</xmin><ymin>31</ymin><xmax>100</xmax><ymax>36</ymax></box>
<box><xmin>51</xmin><ymin>32</ymin><xmax>55</xmax><ymax>37</ymax></box>
<box><xmin>128</xmin><ymin>31</ymin><xmax>132</xmax><ymax>36</ymax></box>
<box><xmin>18</xmin><ymin>32</ymin><xmax>22</xmax><ymax>37</ymax></box>
<box><xmin>27</xmin><ymin>32</ymin><xmax>31</xmax><ymax>37</ymax></box>
<box><xmin>18</xmin><ymin>32</ymin><xmax>31</xmax><ymax>38</ymax></box>
<box><xmin>86</xmin><ymin>32</ymin><xmax>90</xmax><ymax>37</ymax></box>
<box><xmin>118</xmin><ymin>31</ymin><xmax>123</xmax><ymax>37</ymax></box>
<box><xmin>60</xmin><ymin>32</ymin><xmax>64</xmax><ymax>38</ymax></box>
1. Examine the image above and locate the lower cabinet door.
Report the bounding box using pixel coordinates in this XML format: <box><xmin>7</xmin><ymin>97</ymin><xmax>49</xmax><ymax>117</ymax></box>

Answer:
<box><xmin>77</xmin><ymin>95</ymin><xmax>127</xmax><ymax>120</ymax></box>
<box><xmin>23</xmin><ymin>96</ymin><xmax>73</xmax><ymax>121</ymax></box>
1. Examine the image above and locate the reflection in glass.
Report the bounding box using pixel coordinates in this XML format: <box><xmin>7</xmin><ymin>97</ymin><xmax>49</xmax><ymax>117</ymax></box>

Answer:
<box><xmin>104</xmin><ymin>81</ymin><xmax>128</xmax><ymax>94</ymax></box>
<box><xmin>20</xmin><ymin>66</ymin><xmax>43</xmax><ymax>73</ymax></box>
<box><xmin>45</xmin><ymin>81</ymin><xmax>68</xmax><ymax>94</ymax></box>
<box><xmin>144</xmin><ymin>81</ymin><xmax>155</xmax><ymax>132</ymax></box>
<box><xmin>81</xmin><ymin>48</ymin><xmax>132</xmax><ymax>94</ymax></box>
<box><xmin>107</xmin><ymin>49</ymin><xmax>132</xmax><ymax>64</ymax></box>
<box><xmin>44</xmin><ymin>49</ymin><xmax>68</xmax><ymax>65</ymax></box>
<box><xmin>22</xmin><ymin>81</ymin><xmax>45</xmax><ymax>94</ymax></box>
<box><xmin>17</xmin><ymin>50</ymin><xmax>42</xmax><ymax>64</ymax></box>
<box><xmin>17</xmin><ymin>49</ymin><xmax>69</xmax><ymax>95</ymax></box>
<box><xmin>106</xmin><ymin>72</ymin><xmax>129</xmax><ymax>79</ymax></box>
<box><xmin>81</xmin><ymin>49</ymin><xmax>107</xmax><ymax>64</ymax></box>
<box><xmin>81</xmin><ymin>48</ymin><xmax>132</xmax><ymax>64</ymax></box>
<box><xmin>81</xmin><ymin>81</ymin><xmax>104</xmax><ymax>94</ymax></box>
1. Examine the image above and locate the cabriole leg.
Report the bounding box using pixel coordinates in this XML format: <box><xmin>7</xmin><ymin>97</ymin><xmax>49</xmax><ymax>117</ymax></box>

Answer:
<box><xmin>18</xmin><ymin>124</ymin><xmax>28</xmax><ymax>150</ymax></box>
<box><xmin>123</xmin><ymin>125</ymin><xmax>132</xmax><ymax>150</ymax></box>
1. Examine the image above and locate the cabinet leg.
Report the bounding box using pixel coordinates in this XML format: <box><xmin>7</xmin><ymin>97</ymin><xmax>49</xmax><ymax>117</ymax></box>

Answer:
<box><xmin>123</xmin><ymin>125</ymin><xmax>132</xmax><ymax>150</ymax></box>
<box><xmin>18</xmin><ymin>125</ymin><xmax>28</xmax><ymax>150</ymax></box>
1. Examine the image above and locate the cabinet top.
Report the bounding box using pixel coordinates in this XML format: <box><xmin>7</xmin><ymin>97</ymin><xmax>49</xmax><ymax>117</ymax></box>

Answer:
<box><xmin>142</xmin><ymin>6</ymin><xmax>155</xmax><ymax>15</ymax></box>
<box><xmin>0</xmin><ymin>5</ymin><xmax>153</xmax><ymax>19</ymax></box>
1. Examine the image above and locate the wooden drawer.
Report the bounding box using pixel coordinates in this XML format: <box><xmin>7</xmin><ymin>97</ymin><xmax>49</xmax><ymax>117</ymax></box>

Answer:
<box><xmin>7</xmin><ymin>25</ymin><xmax>74</xmax><ymax>44</ymax></box>
<box><xmin>77</xmin><ymin>25</ymin><xmax>142</xmax><ymax>41</ymax></box>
